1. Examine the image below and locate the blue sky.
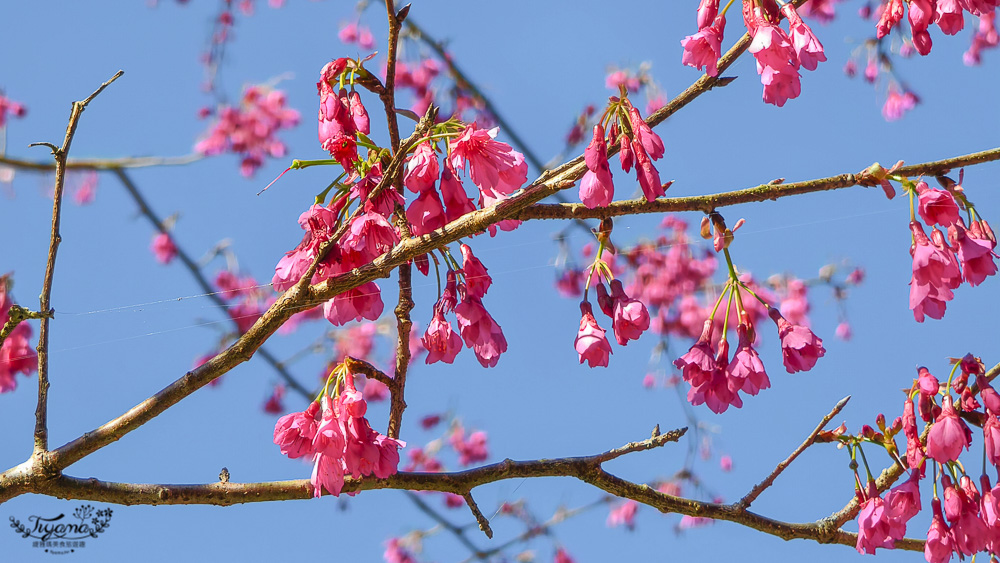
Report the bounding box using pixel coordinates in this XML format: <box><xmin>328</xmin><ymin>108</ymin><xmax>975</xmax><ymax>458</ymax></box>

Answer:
<box><xmin>1</xmin><ymin>1</ymin><xmax>999</xmax><ymax>561</ymax></box>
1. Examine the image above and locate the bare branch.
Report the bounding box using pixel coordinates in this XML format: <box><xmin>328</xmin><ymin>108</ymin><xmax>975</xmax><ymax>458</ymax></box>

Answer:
<box><xmin>32</xmin><ymin>70</ymin><xmax>123</xmax><ymax>455</ymax></box>
<box><xmin>463</xmin><ymin>491</ymin><xmax>493</xmax><ymax>539</ymax></box>
<box><xmin>0</xmin><ymin>154</ymin><xmax>201</xmax><ymax>171</ymax></box>
<box><xmin>737</xmin><ymin>396</ymin><xmax>851</xmax><ymax>510</ymax></box>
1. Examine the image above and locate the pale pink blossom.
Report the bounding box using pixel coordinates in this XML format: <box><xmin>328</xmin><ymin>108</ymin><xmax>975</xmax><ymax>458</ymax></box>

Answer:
<box><xmin>450</xmin><ymin>425</ymin><xmax>489</xmax><ymax>466</ymax></box>
<box><xmin>606</xmin><ymin>500</ymin><xmax>639</xmax><ymax>529</ymax></box>
<box><xmin>882</xmin><ymin>87</ymin><xmax>919</xmax><ymax>121</ymax></box>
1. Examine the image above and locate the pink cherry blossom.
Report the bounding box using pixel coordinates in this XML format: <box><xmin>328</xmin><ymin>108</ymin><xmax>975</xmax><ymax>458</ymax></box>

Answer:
<box><xmin>0</xmin><ymin>93</ymin><xmax>27</xmax><ymax>127</ymax></box>
<box><xmin>902</xmin><ymin>398</ymin><xmax>926</xmax><ymax>472</ymax></box>
<box><xmin>404</xmin><ymin>141</ymin><xmax>440</xmax><ymax>193</ymax></box>
<box><xmin>406</xmin><ymin>188</ymin><xmax>446</xmax><ymax>236</ymax></box>
<box><xmin>0</xmin><ymin>282</ymin><xmax>38</xmax><ymax>394</ymax></box>
<box><xmin>633</xmin><ymin>139</ymin><xmax>664</xmax><ymax>202</ymax></box>
<box><xmin>273</xmin><ymin>400</ymin><xmax>321</xmax><ymax>459</ymax></box>
<box><xmin>884</xmin><ymin>470</ymin><xmax>922</xmax><ymax>526</ymax></box>
<box><xmin>749</xmin><ymin>22</ymin><xmax>802</xmax><ymax>107</ymax></box>
<box><xmin>681</xmin><ymin>15</ymin><xmax>726</xmax><ymax>77</ymax></box>
<box><xmin>423</xmin><ymin>306</ymin><xmax>463</xmax><ymax>364</ymax></box>
<box><xmin>151</xmin><ymin>232</ymin><xmax>178</xmax><ymax>264</ymax></box>
<box><xmin>909</xmin><ymin>221</ymin><xmax>961</xmax><ymax>322</ymax></box>
<box><xmin>688</xmin><ymin>338</ymin><xmax>743</xmax><ymax>414</ymax></box>
<box><xmin>609</xmin><ymin>279</ymin><xmax>650</xmax><ymax>345</ymax></box>
<box><xmin>448</xmin><ymin>123</ymin><xmax>527</xmax><ymax>195</ymax></box>
<box><xmin>581</xmin><ymin>124</ymin><xmax>615</xmax><ymax>208</ymax></box>
<box><xmin>768</xmin><ymin>308</ymin><xmax>825</xmax><ymax>373</ymax></box>
<box><xmin>673</xmin><ymin>319</ymin><xmax>717</xmax><ymax>387</ymax></box>
<box><xmin>856</xmin><ymin>481</ymin><xmax>905</xmax><ymax>554</ymax></box>
<box><xmin>342</xmin><ymin>210</ymin><xmax>399</xmax><ymax>261</ymax></box>
<box><xmin>575</xmin><ymin>301</ymin><xmax>613</xmax><ymax>368</ymax></box>
<box><xmin>877</xmin><ymin>0</ymin><xmax>905</xmax><ymax>38</ymax></box>
<box><xmin>986</xmin><ymin>414</ymin><xmax>1000</xmax><ymax>467</ymax></box>
<box><xmin>926</xmin><ymin>395</ymin><xmax>972</xmax><ymax>463</ymax></box>
<box><xmin>439</xmin><ymin>162</ymin><xmax>477</xmax><ymax>222</ymax></box>
<box><xmin>262</xmin><ymin>384</ymin><xmax>286</xmax><ymax>414</ymax></box>
<box><xmin>882</xmin><ymin>87</ymin><xmax>919</xmax><ymax>121</ymax></box>
<box><xmin>450</xmin><ymin>424</ymin><xmax>489</xmax><ymax>465</ymax></box>
<box><xmin>347</xmin><ymin>91</ymin><xmax>370</xmax><ymax>135</ymax></box>
<box><xmin>782</xmin><ymin>4</ymin><xmax>827</xmax><ymax>71</ymax></box>
<box><xmin>323</xmin><ymin>282</ymin><xmax>384</xmax><ymax>326</ymax></box>
<box><xmin>697</xmin><ymin>0</ymin><xmax>720</xmax><ymax>29</ymax></box>
<box><xmin>953</xmin><ymin>219</ymin><xmax>998</xmax><ymax>286</ymax></box>
<box><xmin>606</xmin><ymin>500</ymin><xmax>639</xmax><ymax>530</ymax></box>
<box><xmin>727</xmin><ymin>324</ymin><xmax>770</xmax><ymax>396</ymax></box>
<box><xmin>925</xmin><ymin>499</ymin><xmax>954</xmax><ymax>563</ymax></box>
<box><xmin>917</xmin><ymin>181</ymin><xmax>961</xmax><ymax>226</ymax></box>
<box><xmin>454</xmin><ymin>291</ymin><xmax>507</xmax><ymax>367</ymax></box>
<box><xmin>936</xmin><ymin>0</ymin><xmax>965</xmax><ymax>35</ymax></box>
<box><xmin>460</xmin><ymin>244</ymin><xmax>492</xmax><ymax>298</ymax></box>
<box><xmin>272</xmin><ymin>203</ymin><xmax>346</xmax><ymax>291</ymax></box>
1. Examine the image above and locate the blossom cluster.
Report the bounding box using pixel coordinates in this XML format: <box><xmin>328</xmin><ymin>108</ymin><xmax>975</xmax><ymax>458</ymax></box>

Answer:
<box><xmin>195</xmin><ymin>84</ymin><xmax>300</xmax><ymax>177</ymax></box>
<box><xmin>908</xmin><ymin>178</ymin><xmax>997</xmax><ymax>322</ymax></box>
<box><xmin>273</xmin><ymin>364</ymin><xmax>404</xmax><ymax>497</ymax></box>
<box><xmin>839</xmin><ymin>355</ymin><xmax>1000</xmax><ymax>562</ymax></box>
<box><xmin>874</xmin><ymin>0</ymin><xmax>1000</xmax><ymax>57</ymax></box>
<box><xmin>574</xmin><ymin>277</ymin><xmax>652</xmax><ymax>368</ymax></box>
<box><xmin>680</xmin><ymin>0</ymin><xmax>826</xmax><ymax>107</ymax></box>
<box><xmin>0</xmin><ymin>275</ymin><xmax>38</xmax><ymax>393</ymax></box>
<box><xmin>580</xmin><ymin>95</ymin><xmax>666</xmax><ymax>208</ymax></box>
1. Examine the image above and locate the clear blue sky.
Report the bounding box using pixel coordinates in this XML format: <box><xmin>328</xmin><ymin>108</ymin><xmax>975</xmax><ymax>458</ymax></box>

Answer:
<box><xmin>1</xmin><ymin>1</ymin><xmax>999</xmax><ymax>562</ymax></box>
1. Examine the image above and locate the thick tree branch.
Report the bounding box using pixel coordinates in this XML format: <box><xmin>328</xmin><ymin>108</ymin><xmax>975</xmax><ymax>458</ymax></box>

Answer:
<box><xmin>31</xmin><ymin>70</ymin><xmax>123</xmax><ymax>455</ymax></box>
<box><xmin>515</xmin><ymin>147</ymin><xmax>1000</xmax><ymax>220</ymax></box>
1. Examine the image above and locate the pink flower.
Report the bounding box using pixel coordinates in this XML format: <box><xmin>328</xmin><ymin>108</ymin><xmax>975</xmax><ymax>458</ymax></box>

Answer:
<box><xmin>459</xmin><ymin>244</ymin><xmax>492</xmax><ymax>298</ymax></box>
<box><xmin>575</xmin><ymin>301</ymin><xmax>613</xmax><ymax>368</ymax></box>
<box><xmin>406</xmin><ymin>188</ymin><xmax>446</xmax><ymax>237</ymax></box>
<box><xmin>909</xmin><ymin>221</ymin><xmax>961</xmax><ymax>322</ymax></box>
<box><xmin>633</xmin><ymin>139</ymin><xmax>664</xmax><ymax>202</ymax></box>
<box><xmin>439</xmin><ymin>161</ymin><xmax>477</xmax><ymax>223</ymax></box>
<box><xmin>450</xmin><ymin>425</ymin><xmax>489</xmax><ymax>465</ymax></box>
<box><xmin>274</xmin><ymin>400</ymin><xmax>322</xmax><ymax>459</ymax></box>
<box><xmin>953</xmin><ymin>219</ymin><xmax>998</xmax><ymax>286</ymax></box>
<box><xmin>856</xmin><ymin>481</ymin><xmax>904</xmax><ymax>554</ymax></box>
<box><xmin>902</xmin><ymin>398</ymin><xmax>926</xmax><ymax>471</ymax></box>
<box><xmin>342</xmin><ymin>211</ymin><xmax>399</xmax><ymax>261</ymax></box>
<box><xmin>404</xmin><ymin>141</ymin><xmax>440</xmax><ymax>193</ymax></box>
<box><xmin>884</xmin><ymin>470</ymin><xmax>922</xmax><ymax>525</ymax></box>
<box><xmin>260</xmin><ymin>385</ymin><xmax>286</xmax><ymax>414</ymax></box>
<box><xmin>338</xmin><ymin>22</ymin><xmax>358</xmax><ymax>43</ymax></box>
<box><xmin>749</xmin><ymin>22</ymin><xmax>802</xmax><ymax>107</ymax></box>
<box><xmin>673</xmin><ymin>319</ymin><xmax>717</xmax><ymax>387</ymax></box>
<box><xmin>986</xmin><ymin>414</ymin><xmax>1000</xmax><ymax>467</ymax></box>
<box><xmin>607</xmin><ymin>500</ymin><xmax>639</xmax><ymax>530</ymax></box>
<box><xmin>449</xmin><ymin>123</ymin><xmax>527</xmax><ymax>195</ymax></box>
<box><xmin>422</xmin><ymin>306</ymin><xmax>463</xmax><ymax>364</ymax></box>
<box><xmin>925</xmin><ymin>499</ymin><xmax>954</xmax><ymax>563</ymax></box>
<box><xmin>876</xmin><ymin>0</ymin><xmax>905</xmax><ymax>38</ymax></box>
<box><xmin>936</xmin><ymin>0</ymin><xmax>965</xmax><ymax>35</ymax></box>
<box><xmin>151</xmin><ymin>232</ymin><xmax>178</xmax><ymax>264</ymax></box>
<box><xmin>697</xmin><ymin>0</ymin><xmax>720</xmax><ymax>29</ymax></box>
<box><xmin>581</xmin><ymin>124</ymin><xmax>615</xmax><ymax>208</ymax></box>
<box><xmin>554</xmin><ymin>547</ymin><xmax>576</xmax><ymax>563</ymax></box>
<box><xmin>768</xmin><ymin>308</ymin><xmax>825</xmax><ymax>373</ymax></box>
<box><xmin>688</xmin><ymin>338</ymin><xmax>744</xmax><ymax>414</ymax></box>
<box><xmin>384</xmin><ymin>538</ymin><xmax>417</xmax><ymax>563</ymax></box>
<box><xmin>323</xmin><ymin>282</ymin><xmax>384</xmax><ymax>326</ymax></box>
<box><xmin>681</xmin><ymin>15</ymin><xmax>726</xmax><ymax>77</ymax></box>
<box><xmin>835</xmin><ymin>321</ymin><xmax>852</xmax><ymax>340</ymax></box>
<box><xmin>882</xmin><ymin>87</ymin><xmax>919</xmax><ymax>121</ymax></box>
<box><xmin>347</xmin><ymin>91</ymin><xmax>369</xmax><ymax>135</ymax></box>
<box><xmin>917</xmin><ymin>181</ymin><xmax>961</xmax><ymax>226</ymax></box>
<box><xmin>720</xmin><ymin>455</ymin><xmax>733</xmax><ymax>472</ymax></box>
<box><xmin>782</xmin><ymin>4</ymin><xmax>827</xmax><ymax>71</ymax></box>
<box><xmin>628</xmin><ymin>106</ymin><xmax>665</xmax><ymax>161</ymax></box>
<box><xmin>926</xmin><ymin>395</ymin><xmax>972</xmax><ymax>463</ymax></box>
<box><xmin>454</xmin><ymin>292</ymin><xmax>508</xmax><ymax>367</ymax></box>
<box><xmin>727</xmin><ymin>323</ymin><xmax>770</xmax><ymax>395</ymax></box>
<box><xmin>609</xmin><ymin>279</ymin><xmax>650</xmax><ymax>345</ymax></box>
<box><xmin>0</xmin><ymin>282</ymin><xmax>38</xmax><ymax>393</ymax></box>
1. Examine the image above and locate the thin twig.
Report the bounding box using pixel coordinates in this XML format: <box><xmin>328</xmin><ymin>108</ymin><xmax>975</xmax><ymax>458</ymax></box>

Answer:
<box><xmin>736</xmin><ymin>396</ymin><xmax>851</xmax><ymax>510</ymax></box>
<box><xmin>463</xmin><ymin>491</ymin><xmax>493</xmax><ymax>539</ymax></box>
<box><xmin>344</xmin><ymin>356</ymin><xmax>395</xmax><ymax>389</ymax></box>
<box><xmin>404</xmin><ymin>490</ymin><xmax>486</xmax><ymax>558</ymax></box>
<box><xmin>32</xmin><ymin>70</ymin><xmax>124</xmax><ymax>455</ymax></box>
<box><xmin>0</xmin><ymin>154</ymin><xmax>201</xmax><ymax>172</ymax></box>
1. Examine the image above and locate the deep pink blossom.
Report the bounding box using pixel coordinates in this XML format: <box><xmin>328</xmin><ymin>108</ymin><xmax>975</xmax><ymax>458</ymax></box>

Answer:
<box><xmin>877</xmin><ymin>0</ymin><xmax>905</xmax><ymax>38</ymax></box>
<box><xmin>448</xmin><ymin>123</ymin><xmax>527</xmax><ymax>195</ymax></box>
<box><xmin>383</xmin><ymin>538</ymin><xmax>417</xmax><ymax>563</ymax></box>
<box><xmin>627</xmin><ymin>106</ymin><xmax>665</xmax><ymax>161</ymax></box>
<box><xmin>782</xmin><ymin>3</ymin><xmax>827</xmax><ymax>71</ymax></box>
<box><xmin>953</xmin><ymin>219</ymin><xmax>998</xmax><ymax>286</ymax></box>
<box><xmin>768</xmin><ymin>308</ymin><xmax>825</xmax><ymax>373</ymax></box>
<box><xmin>749</xmin><ymin>22</ymin><xmax>802</xmax><ymax>107</ymax></box>
<box><xmin>406</xmin><ymin>188</ymin><xmax>446</xmax><ymax>237</ymax></box>
<box><xmin>347</xmin><ymin>91</ymin><xmax>369</xmax><ymax>135</ymax></box>
<box><xmin>902</xmin><ymin>398</ymin><xmax>926</xmax><ymax>472</ymax></box>
<box><xmin>554</xmin><ymin>547</ymin><xmax>576</xmax><ymax>563</ymax></box>
<box><xmin>151</xmin><ymin>232</ymin><xmax>178</xmax><ymax>264</ymax></box>
<box><xmin>882</xmin><ymin>87</ymin><xmax>919</xmax><ymax>121</ymax></box>
<box><xmin>884</xmin><ymin>470</ymin><xmax>922</xmax><ymax>526</ymax></box>
<box><xmin>925</xmin><ymin>499</ymin><xmax>954</xmax><ymax>563</ymax></box>
<box><xmin>575</xmin><ymin>301</ymin><xmax>613</xmax><ymax>368</ymax></box>
<box><xmin>936</xmin><ymin>0</ymin><xmax>965</xmax><ymax>35</ymax></box>
<box><xmin>0</xmin><ymin>93</ymin><xmax>27</xmax><ymax>127</ymax></box>
<box><xmin>422</xmin><ymin>306</ymin><xmax>463</xmax><ymax>364</ymax></box>
<box><xmin>688</xmin><ymin>338</ymin><xmax>743</xmax><ymax>414</ymax></box>
<box><xmin>454</xmin><ymin>291</ymin><xmax>508</xmax><ymax>367</ymax></box>
<box><xmin>274</xmin><ymin>400</ymin><xmax>321</xmax><ymax>459</ymax></box>
<box><xmin>450</xmin><ymin>425</ymin><xmax>489</xmax><ymax>466</ymax></box>
<box><xmin>581</xmin><ymin>124</ymin><xmax>615</xmax><ymax>208</ymax></box>
<box><xmin>272</xmin><ymin>204</ymin><xmax>340</xmax><ymax>291</ymax></box>
<box><xmin>986</xmin><ymin>414</ymin><xmax>1000</xmax><ymax>467</ymax></box>
<box><xmin>262</xmin><ymin>384</ymin><xmax>286</xmax><ymax>414</ymax></box>
<box><xmin>673</xmin><ymin>319</ymin><xmax>717</xmax><ymax>387</ymax></box>
<box><xmin>342</xmin><ymin>210</ymin><xmax>399</xmax><ymax>261</ymax></box>
<box><xmin>727</xmin><ymin>323</ymin><xmax>770</xmax><ymax>396</ymax></box>
<box><xmin>917</xmin><ymin>181</ymin><xmax>961</xmax><ymax>226</ymax></box>
<box><xmin>460</xmin><ymin>244</ymin><xmax>492</xmax><ymax>298</ymax></box>
<box><xmin>439</xmin><ymin>161</ymin><xmax>477</xmax><ymax>222</ymax></box>
<box><xmin>323</xmin><ymin>282</ymin><xmax>384</xmax><ymax>326</ymax></box>
<box><xmin>633</xmin><ymin>139</ymin><xmax>664</xmax><ymax>202</ymax></box>
<box><xmin>404</xmin><ymin>141</ymin><xmax>440</xmax><ymax>193</ymax></box>
<box><xmin>351</xmin><ymin>162</ymin><xmax>405</xmax><ymax>218</ymax></box>
<box><xmin>681</xmin><ymin>15</ymin><xmax>726</xmax><ymax>77</ymax></box>
<box><xmin>856</xmin><ymin>481</ymin><xmax>905</xmax><ymax>554</ymax></box>
<box><xmin>608</xmin><ymin>279</ymin><xmax>650</xmax><ymax>345</ymax></box>
<box><xmin>910</xmin><ymin>221</ymin><xmax>961</xmax><ymax>322</ymax></box>
<box><xmin>926</xmin><ymin>395</ymin><xmax>972</xmax><ymax>463</ymax></box>
<box><xmin>0</xmin><ymin>282</ymin><xmax>38</xmax><ymax>393</ymax></box>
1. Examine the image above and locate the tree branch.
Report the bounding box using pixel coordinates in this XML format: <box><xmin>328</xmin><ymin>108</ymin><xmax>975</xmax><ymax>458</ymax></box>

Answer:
<box><xmin>0</xmin><ymin>153</ymin><xmax>200</xmax><ymax>172</ymax></box>
<box><xmin>31</xmin><ymin>70</ymin><xmax>123</xmax><ymax>455</ymax></box>
<box><xmin>514</xmin><ymin>147</ymin><xmax>1000</xmax><ymax>221</ymax></box>
<box><xmin>737</xmin><ymin>396</ymin><xmax>850</xmax><ymax>510</ymax></box>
